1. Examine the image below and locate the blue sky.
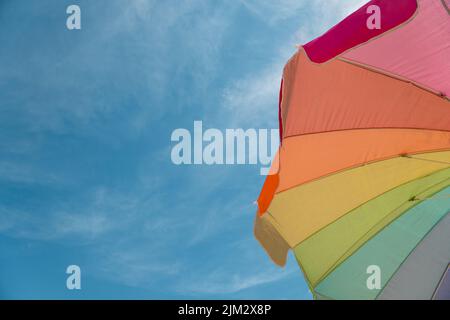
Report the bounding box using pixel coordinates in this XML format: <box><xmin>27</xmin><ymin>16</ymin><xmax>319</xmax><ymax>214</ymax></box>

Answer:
<box><xmin>0</xmin><ymin>0</ymin><xmax>366</xmax><ymax>299</ymax></box>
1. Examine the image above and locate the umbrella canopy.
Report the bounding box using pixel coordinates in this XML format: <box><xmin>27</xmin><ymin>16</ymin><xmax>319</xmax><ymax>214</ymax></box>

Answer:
<box><xmin>255</xmin><ymin>0</ymin><xmax>450</xmax><ymax>300</ymax></box>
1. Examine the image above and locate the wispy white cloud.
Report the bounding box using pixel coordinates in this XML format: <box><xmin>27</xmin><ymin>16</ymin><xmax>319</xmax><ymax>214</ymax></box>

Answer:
<box><xmin>184</xmin><ymin>267</ymin><xmax>296</xmax><ymax>294</ymax></box>
<box><xmin>0</xmin><ymin>161</ymin><xmax>61</xmax><ymax>185</ymax></box>
<box><xmin>96</xmin><ymin>248</ymin><xmax>181</xmax><ymax>288</ymax></box>
<box><xmin>0</xmin><ymin>0</ymin><xmax>237</xmax><ymax>141</ymax></box>
<box><xmin>222</xmin><ymin>0</ymin><xmax>368</xmax><ymax>128</ymax></box>
<box><xmin>239</xmin><ymin>0</ymin><xmax>308</xmax><ymax>24</ymax></box>
<box><xmin>222</xmin><ymin>63</ymin><xmax>284</xmax><ymax>128</ymax></box>
<box><xmin>240</xmin><ymin>0</ymin><xmax>367</xmax><ymax>26</ymax></box>
<box><xmin>175</xmin><ymin>239</ymin><xmax>300</xmax><ymax>295</ymax></box>
<box><xmin>0</xmin><ymin>187</ymin><xmax>139</xmax><ymax>241</ymax></box>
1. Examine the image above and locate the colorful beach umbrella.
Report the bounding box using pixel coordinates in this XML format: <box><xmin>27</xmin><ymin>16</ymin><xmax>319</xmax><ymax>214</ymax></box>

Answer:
<box><xmin>254</xmin><ymin>0</ymin><xmax>450</xmax><ymax>300</ymax></box>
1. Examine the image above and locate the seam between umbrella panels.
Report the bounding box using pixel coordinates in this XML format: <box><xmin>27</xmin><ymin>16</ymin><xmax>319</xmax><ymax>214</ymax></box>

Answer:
<box><xmin>293</xmin><ymin>248</ymin><xmax>317</xmax><ymax>300</ymax></box>
<box><xmin>432</xmin><ymin>263</ymin><xmax>450</xmax><ymax>299</ymax></box>
<box><xmin>376</xmin><ymin>210</ymin><xmax>450</xmax><ymax>300</ymax></box>
<box><xmin>312</xmin><ymin>180</ymin><xmax>450</xmax><ymax>292</ymax></box>
<box><xmin>407</xmin><ymin>155</ymin><xmax>450</xmax><ymax>165</ymax></box>
<box><xmin>416</xmin><ymin>193</ymin><xmax>450</xmax><ymax>201</ymax></box>
<box><xmin>265</xmin><ymin>209</ymin><xmax>292</xmax><ymax>251</ymax></box>
<box><xmin>283</xmin><ymin>128</ymin><xmax>450</xmax><ymax>141</ymax></box>
<box><xmin>338</xmin><ymin>57</ymin><xmax>450</xmax><ymax>100</ymax></box>
<box><xmin>274</xmin><ymin>147</ymin><xmax>450</xmax><ymax>195</ymax></box>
